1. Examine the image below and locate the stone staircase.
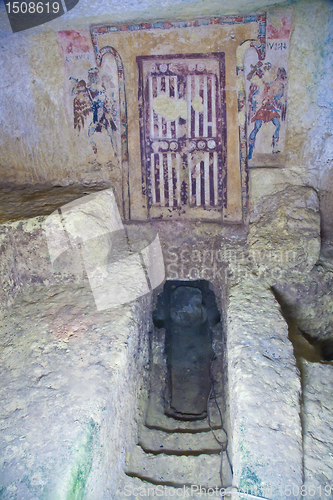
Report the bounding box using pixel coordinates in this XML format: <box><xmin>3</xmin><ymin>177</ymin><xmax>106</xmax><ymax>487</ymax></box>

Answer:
<box><xmin>120</xmin><ymin>326</ymin><xmax>232</xmax><ymax>499</ymax></box>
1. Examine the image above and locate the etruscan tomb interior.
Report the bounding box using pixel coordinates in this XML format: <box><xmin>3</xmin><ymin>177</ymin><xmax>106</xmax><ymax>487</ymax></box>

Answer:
<box><xmin>0</xmin><ymin>0</ymin><xmax>333</xmax><ymax>498</ymax></box>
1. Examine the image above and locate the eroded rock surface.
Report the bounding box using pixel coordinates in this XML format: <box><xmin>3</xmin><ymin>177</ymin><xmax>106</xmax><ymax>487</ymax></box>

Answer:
<box><xmin>0</xmin><ymin>283</ymin><xmax>151</xmax><ymax>499</ymax></box>
<box><xmin>302</xmin><ymin>360</ymin><xmax>333</xmax><ymax>498</ymax></box>
<box><xmin>227</xmin><ymin>277</ymin><xmax>303</xmax><ymax>499</ymax></box>
<box><xmin>248</xmin><ymin>186</ymin><xmax>321</xmax><ymax>281</ymax></box>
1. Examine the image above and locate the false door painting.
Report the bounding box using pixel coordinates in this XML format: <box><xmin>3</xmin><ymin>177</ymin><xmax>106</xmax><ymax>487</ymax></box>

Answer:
<box><xmin>137</xmin><ymin>53</ymin><xmax>227</xmax><ymax>220</ymax></box>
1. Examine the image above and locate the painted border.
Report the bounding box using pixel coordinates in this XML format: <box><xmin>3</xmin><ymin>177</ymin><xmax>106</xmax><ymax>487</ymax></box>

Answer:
<box><xmin>91</xmin><ymin>14</ymin><xmax>263</xmax><ymax>37</ymax></box>
<box><xmin>93</xmin><ymin>46</ymin><xmax>130</xmax><ymax>220</ymax></box>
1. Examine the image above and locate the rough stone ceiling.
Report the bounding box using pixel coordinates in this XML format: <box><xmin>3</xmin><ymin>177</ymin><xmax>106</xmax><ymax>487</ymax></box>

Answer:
<box><xmin>0</xmin><ymin>0</ymin><xmax>294</xmax><ymax>36</ymax></box>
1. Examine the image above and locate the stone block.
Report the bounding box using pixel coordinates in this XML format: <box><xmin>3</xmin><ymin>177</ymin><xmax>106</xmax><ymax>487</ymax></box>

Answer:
<box><xmin>248</xmin><ymin>186</ymin><xmax>321</xmax><ymax>282</ymax></box>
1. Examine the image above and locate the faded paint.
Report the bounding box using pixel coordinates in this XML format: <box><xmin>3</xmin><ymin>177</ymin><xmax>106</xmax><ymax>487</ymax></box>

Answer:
<box><xmin>92</xmin><ymin>19</ymin><xmax>260</xmax><ymax>221</ymax></box>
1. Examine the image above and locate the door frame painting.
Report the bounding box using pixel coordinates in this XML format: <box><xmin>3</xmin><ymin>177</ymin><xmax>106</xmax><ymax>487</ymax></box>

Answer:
<box><xmin>137</xmin><ymin>53</ymin><xmax>227</xmax><ymax>220</ymax></box>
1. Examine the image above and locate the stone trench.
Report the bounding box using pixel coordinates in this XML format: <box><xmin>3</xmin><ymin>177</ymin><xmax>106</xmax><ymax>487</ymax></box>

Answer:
<box><xmin>1</xmin><ymin>0</ymin><xmax>333</xmax><ymax>499</ymax></box>
<box><xmin>1</xmin><ymin>181</ymin><xmax>333</xmax><ymax>500</ymax></box>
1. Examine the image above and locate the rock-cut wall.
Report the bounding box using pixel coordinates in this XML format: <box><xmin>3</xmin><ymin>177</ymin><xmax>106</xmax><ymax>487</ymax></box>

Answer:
<box><xmin>0</xmin><ymin>279</ymin><xmax>152</xmax><ymax>499</ymax></box>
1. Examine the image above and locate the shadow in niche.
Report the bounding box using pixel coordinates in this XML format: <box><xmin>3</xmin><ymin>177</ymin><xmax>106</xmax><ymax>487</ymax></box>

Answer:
<box><xmin>153</xmin><ymin>280</ymin><xmax>221</xmax><ymax>421</ymax></box>
<box><xmin>271</xmin><ymin>286</ymin><xmax>333</xmax><ymax>363</ymax></box>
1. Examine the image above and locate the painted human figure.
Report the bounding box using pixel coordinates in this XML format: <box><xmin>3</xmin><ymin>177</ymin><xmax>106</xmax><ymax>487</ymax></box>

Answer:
<box><xmin>247</xmin><ymin>63</ymin><xmax>287</xmax><ymax>160</ymax></box>
<box><xmin>71</xmin><ymin>67</ymin><xmax>117</xmax><ymax>154</ymax></box>
<box><xmin>86</xmin><ymin>68</ymin><xmax>117</xmax><ymax>153</ymax></box>
<box><xmin>72</xmin><ymin>79</ymin><xmax>90</xmax><ymax>131</ymax></box>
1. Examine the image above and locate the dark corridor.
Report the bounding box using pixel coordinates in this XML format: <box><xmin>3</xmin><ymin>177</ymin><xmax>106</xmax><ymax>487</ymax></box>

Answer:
<box><xmin>153</xmin><ymin>280</ymin><xmax>221</xmax><ymax>420</ymax></box>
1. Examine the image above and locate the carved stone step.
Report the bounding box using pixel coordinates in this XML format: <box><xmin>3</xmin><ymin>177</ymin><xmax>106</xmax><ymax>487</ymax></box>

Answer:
<box><xmin>116</xmin><ymin>473</ymin><xmax>233</xmax><ymax>499</ymax></box>
<box><xmin>146</xmin><ymin>387</ymin><xmax>223</xmax><ymax>432</ymax></box>
<box><xmin>126</xmin><ymin>445</ymin><xmax>222</xmax><ymax>488</ymax></box>
<box><xmin>138</xmin><ymin>425</ymin><xmax>226</xmax><ymax>454</ymax></box>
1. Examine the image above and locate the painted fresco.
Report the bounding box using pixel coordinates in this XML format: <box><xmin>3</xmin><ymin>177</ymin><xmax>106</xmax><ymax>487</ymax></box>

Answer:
<box><xmin>58</xmin><ymin>30</ymin><xmax>121</xmax><ymax>163</ymax></box>
<box><xmin>244</xmin><ymin>13</ymin><xmax>291</xmax><ymax>166</ymax></box>
<box><xmin>137</xmin><ymin>54</ymin><xmax>226</xmax><ymax>219</ymax></box>
<box><xmin>71</xmin><ymin>66</ymin><xmax>117</xmax><ymax>154</ymax></box>
<box><xmin>90</xmin><ymin>16</ymin><xmax>261</xmax><ymax>222</ymax></box>
<box><xmin>89</xmin><ymin>14</ymin><xmax>289</xmax><ymax>220</ymax></box>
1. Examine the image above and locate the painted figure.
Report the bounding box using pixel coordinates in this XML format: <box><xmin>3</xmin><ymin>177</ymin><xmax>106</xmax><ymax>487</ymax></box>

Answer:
<box><xmin>71</xmin><ymin>67</ymin><xmax>117</xmax><ymax>154</ymax></box>
<box><xmin>247</xmin><ymin>62</ymin><xmax>287</xmax><ymax>159</ymax></box>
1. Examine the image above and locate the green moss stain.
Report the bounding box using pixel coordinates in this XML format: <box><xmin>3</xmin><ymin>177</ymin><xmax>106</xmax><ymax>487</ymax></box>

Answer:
<box><xmin>238</xmin><ymin>423</ymin><xmax>268</xmax><ymax>498</ymax></box>
<box><xmin>239</xmin><ymin>465</ymin><xmax>263</xmax><ymax>497</ymax></box>
<box><xmin>66</xmin><ymin>420</ymin><xmax>96</xmax><ymax>500</ymax></box>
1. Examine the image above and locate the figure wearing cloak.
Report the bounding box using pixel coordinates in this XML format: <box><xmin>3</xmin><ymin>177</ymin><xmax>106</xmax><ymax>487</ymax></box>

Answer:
<box><xmin>247</xmin><ymin>64</ymin><xmax>287</xmax><ymax>159</ymax></box>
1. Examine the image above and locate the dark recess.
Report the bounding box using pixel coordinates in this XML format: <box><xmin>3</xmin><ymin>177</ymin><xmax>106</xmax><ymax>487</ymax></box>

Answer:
<box><xmin>153</xmin><ymin>280</ymin><xmax>221</xmax><ymax>420</ymax></box>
